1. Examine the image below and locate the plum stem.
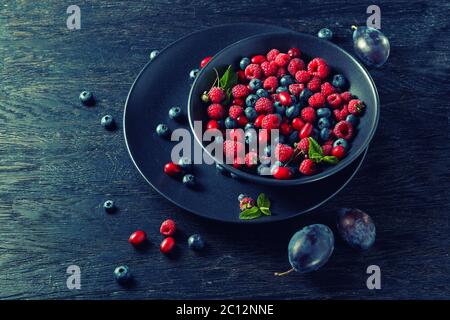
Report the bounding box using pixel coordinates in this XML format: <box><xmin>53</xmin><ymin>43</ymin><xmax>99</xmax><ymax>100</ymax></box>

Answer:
<box><xmin>274</xmin><ymin>268</ymin><xmax>294</xmax><ymax>276</ymax></box>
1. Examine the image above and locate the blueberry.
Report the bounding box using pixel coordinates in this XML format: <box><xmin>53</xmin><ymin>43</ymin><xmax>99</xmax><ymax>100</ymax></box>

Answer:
<box><xmin>257</xmin><ymin>164</ymin><xmax>271</xmax><ymax>176</ymax></box>
<box><xmin>244</xmin><ymin>129</ymin><xmax>257</xmax><ymax>146</ymax></box>
<box><xmin>244</xmin><ymin>107</ymin><xmax>257</xmax><ymax>121</ymax></box>
<box><xmin>285</xmin><ymin>105</ymin><xmax>300</xmax><ymax>119</ymax></box>
<box><xmin>320</xmin><ymin>128</ymin><xmax>331</xmax><ymax>141</ymax></box>
<box><xmin>156</xmin><ymin>123</ymin><xmax>171</xmax><ymax>138</ymax></box>
<box><xmin>79</xmin><ymin>90</ymin><xmax>95</xmax><ymax>106</ymax></box>
<box><xmin>182</xmin><ymin>174</ymin><xmax>196</xmax><ymax>187</ymax></box>
<box><xmin>244</xmin><ymin>123</ymin><xmax>255</xmax><ymax>131</ymax></box>
<box><xmin>318</xmin><ymin>117</ymin><xmax>331</xmax><ymax>129</ymax></box>
<box><xmin>299</xmin><ymin>88</ymin><xmax>313</xmax><ymax>107</ymax></box>
<box><xmin>149</xmin><ymin>50</ymin><xmax>160</xmax><ymax>60</ymax></box>
<box><xmin>288</xmin><ymin>130</ymin><xmax>300</xmax><ymax>145</ymax></box>
<box><xmin>274</xmin><ymin>103</ymin><xmax>286</xmax><ymax>116</ymax></box>
<box><xmin>311</xmin><ymin>128</ymin><xmax>319</xmax><ymax>140</ymax></box>
<box><xmin>188</xmin><ymin>234</ymin><xmax>205</xmax><ymax>251</ymax></box>
<box><xmin>178</xmin><ymin>156</ymin><xmax>193</xmax><ymax>170</ymax></box>
<box><xmin>169</xmin><ymin>107</ymin><xmax>183</xmax><ymax>121</ymax></box>
<box><xmin>317</xmin><ymin>108</ymin><xmax>331</xmax><ymax>118</ymax></box>
<box><xmin>332</xmin><ymin>74</ymin><xmax>348</xmax><ymax>90</ymax></box>
<box><xmin>245</xmin><ymin>94</ymin><xmax>258</xmax><ymax>108</ymax></box>
<box><xmin>249</xmin><ymin>78</ymin><xmax>262</xmax><ymax>90</ymax></box>
<box><xmin>240</xmin><ymin>57</ymin><xmax>251</xmax><ymax>70</ymax></box>
<box><xmin>224</xmin><ymin>117</ymin><xmax>237</xmax><ymax>129</ymax></box>
<box><xmin>189</xmin><ymin>68</ymin><xmax>199</xmax><ymax>81</ymax></box>
<box><xmin>290</xmin><ymin>95</ymin><xmax>298</xmax><ymax>104</ymax></box>
<box><xmin>318</xmin><ymin>28</ymin><xmax>333</xmax><ymax>41</ymax></box>
<box><xmin>101</xmin><ymin>115</ymin><xmax>116</xmax><ymax>131</ymax></box>
<box><xmin>216</xmin><ymin>120</ymin><xmax>224</xmax><ymax>129</ymax></box>
<box><xmin>280</xmin><ymin>75</ymin><xmax>294</xmax><ymax>87</ymax></box>
<box><xmin>337</xmin><ymin>208</ymin><xmax>376</xmax><ymax>250</ymax></box>
<box><xmin>114</xmin><ymin>265</ymin><xmax>132</xmax><ymax>284</ymax></box>
<box><xmin>285</xmin><ymin>224</ymin><xmax>334</xmax><ymax>274</ymax></box>
<box><xmin>276</xmin><ymin>86</ymin><xmax>288</xmax><ymax>93</ymax></box>
<box><xmin>103</xmin><ymin>200</ymin><xmax>116</xmax><ymax>213</ymax></box>
<box><xmin>238</xmin><ymin>194</ymin><xmax>248</xmax><ymax>201</ymax></box>
<box><xmin>256</xmin><ymin>88</ymin><xmax>269</xmax><ymax>98</ymax></box>
<box><xmin>346</xmin><ymin>114</ymin><xmax>359</xmax><ymax>126</ymax></box>
<box><xmin>333</xmin><ymin>138</ymin><xmax>348</xmax><ymax>149</ymax></box>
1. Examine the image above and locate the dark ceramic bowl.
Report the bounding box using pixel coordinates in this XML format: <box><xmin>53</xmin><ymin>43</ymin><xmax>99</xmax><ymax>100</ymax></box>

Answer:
<box><xmin>188</xmin><ymin>32</ymin><xmax>379</xmax><ymax>186</ymax></box>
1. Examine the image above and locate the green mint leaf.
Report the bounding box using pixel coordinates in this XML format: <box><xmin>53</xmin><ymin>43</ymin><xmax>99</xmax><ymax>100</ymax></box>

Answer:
<box><xmin>219</xmin><ymin>65</ymin><xmax>237</xmax><ymax>91</ymax></box>
<box><xmin>239</xmin><ymin>207</ymin><xmax>262</xmax><ymax>220</ymax></box>
<box><xmin>310</xmin><ymin>152</ymin><xmax>323</xmax><ymax>163</ymax></box>
<box><xmin>308</xmin><ymin>137</ymin><xmax>323</xmax><ymax>159</ymax></box>
<box><xmin>260</xmin><ymin>207</ymin><xmax>271</xmax><ymax>216</ymax></box>
<box><xmin>257</xmin><ymin>193</ymin><xmax>270</xmax><ymax>209</ymax></box>
<box><xmin>322</xmin><ymin>156</ymin><xmax>339</xmax><ymax>164</ymax></box>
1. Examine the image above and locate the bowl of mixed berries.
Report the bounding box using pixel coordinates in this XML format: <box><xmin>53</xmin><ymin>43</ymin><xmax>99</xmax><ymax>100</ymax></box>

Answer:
<box><xmin>188</xmin><ymin>32</ymin><xmax>379</xmax><ymax>185</ymax></box>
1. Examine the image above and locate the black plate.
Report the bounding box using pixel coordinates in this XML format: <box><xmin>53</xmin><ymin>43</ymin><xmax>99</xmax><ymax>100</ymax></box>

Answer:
<box><xmin>189</xmin><ymin>32</ymin><xmax>380</xmax><ymax>186</ymax></box>
<box><xmin>123</xmin><ymin>23</ymin><xmax>367</xmax><ymax>223</ymax></box>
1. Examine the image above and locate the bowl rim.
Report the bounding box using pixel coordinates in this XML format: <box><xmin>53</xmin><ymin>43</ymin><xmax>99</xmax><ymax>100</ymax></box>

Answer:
<box><xmin>188</xmin><ymin>31</ymin><xmax>380</xmax><ymax>186</ymax></box>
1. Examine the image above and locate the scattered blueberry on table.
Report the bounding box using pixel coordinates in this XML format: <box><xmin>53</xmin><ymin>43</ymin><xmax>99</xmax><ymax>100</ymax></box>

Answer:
<box><xmin>149</xmin><ymin>49</ymin><xmax>160</xmax><ymax>60</ymax></box>
<box><xmin>168</xmin><ymin>106</ymin><xmax>183</xmax><ymax>121</ymax></box>
<box><xmin>103</xmin><ymin>200</ymin><xmax>116</xmax><ymax>213</ymax></box>
<box><xmin>317</xmin><ymin>28</ymin><xmax>333</xmax><ymax>40</ymax></box>
<box><xmin>156</xmin><ymin>123</ymin><xmax>171</xmax><ymax>138</ymax></box>
<box><xmin>188</xmin><ymin>234</ymin><xmax>205</xmax><ymax>251</ymax></box>
<box><xmin>100</xmin><ymin>114</ymin><xmax>116</xmax><ymax>131</ymax></box>
<box><xmin>114</xmin><ymin>265</ymin><xmax>132</xmax><ymax>284</ymax></box>
<box><xmin>189</xmin><ymin>68</ymin><xmax>199</xmax><ymax>81</ymax></box>
<box><xmin>182</xmin><ymin>174</ymin><xmax>196</xmax><ymax>188</ymax></box>
<box><xmin>79</xmin><ymin>90</ymin><xmax>95</xmax><ymax>106</ymax></box>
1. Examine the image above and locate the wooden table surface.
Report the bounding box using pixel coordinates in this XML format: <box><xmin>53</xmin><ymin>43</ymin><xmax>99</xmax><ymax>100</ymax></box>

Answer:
<box><xmin>0</xmin><ymin>0</ymin><xmax>449</xmax><ymax>299</ymax></box>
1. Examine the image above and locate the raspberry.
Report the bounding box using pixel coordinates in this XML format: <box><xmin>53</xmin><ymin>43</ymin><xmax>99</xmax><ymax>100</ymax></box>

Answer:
<box><xmin>308</xmin><ymin>92</ymin><xmax>326</xmax><ymax>108</ymax></box>
<box><xmin>207</xmin><ymin>103</ymin><xmax>225</xmax><ymax>119</ymax></box>
<box><xmin>274</xmin><ymin>144</ymin><xmax>294</xmax><ymax>162</ymax></box>
<box><xmin>280</xmin><ymin>122</ymin><xmax>292</xmax><ymax>136</ymax></box>
<box><xmin>223</xmin><ymin>140</ymin><xmax>244</xmax><ymax>159</ymax></box>
<box><xmin>208</xmin><ymin>87</ymin><xmax>225</xmax><ymax>103</ymax></box>
<box><xmin>232</xmin><ymin>84</ymin><xmax>250</xmax><ymax>99</ymax></box>
<box><xmin>275</xmin><ymin>53</ymin><xmax>290</xmax><ymax>67</ymax></box>
<box><xmin>245</xmin><ymin>64</ymin><xmax>263</xmax><ymax>80</ymax></box>
<box><xmin>299</xmin><ymin>159</ymin><xmax>316</xmax><ymax>175</ymax></box>
<box><xmin>340</xmin><ymin>91</ymin><xmax>353</xmax><ymax>102</ymax></box>
<box><xmin>244</xmin><ymin>152</ymin><xmax>258</xmax><ymax>168</ymax></box>
<box><xmin>348</xmin><ymin>99</ymin><xmax>365</xmax><ymax>115</ymax></box>
<box><xmin>292</xmin><ymin>118</ymin><xmax>305</xmax><ymax>131</ymax></box>
<box><xmin>228</xmin><ymin>128</ymin><xmax>244</xmax><ymax>142</ymax></box>
<box><xmin>327</xmin><ymin>93</ymin><xmax>342</xmax><ymax>108</ymax></box>
<box><xmin>240</xmin><ymin>197</ymin><xmax>255</xmax><ymax>211</ymax></box>
<box><xmin>261</xmin><ymin>114</ymin><xmax>281</xmax><ymax>130</ymax></box>
<box><xmin>232</xmin><ymin>98</ymin><xmax>244</xmax><ymax>106</ymax></box>
<box><xmin>301</xmin><ymin>106</ymin><xmax>316</xmax><ymax>123</ymax></box>
<box><xmin>266</xmin><ymin>49</ymin><xmax>280</xmax><ymax>61</ymax></box>
<box><xmin>288</xmin><ymin>83</ymin><xmax>304</xmax><ymax>96</ymax></box>
<box><xmin>297</xmin><ymin>137</ymin><xmax>309</xmax><ymax>153</ymax></box>
<box><xmin>263</xmin><ymin>76</ymin><xmax>278</xmax><ymax>93</ymax></box>
<box><xmin>258</xmin><ymin>129</ymin><xmax>269</xmax><ymax>145</ymax></box>
<box><xmin>160</xmin><ymin>219</ymin><xmax>176</xmax><ymax>236</ymax></box>
<box><xmin>228</xmin><ymin>105</ymin><xmax>244</xmax><ymax>119</ymax></box>
<box><xmin>333</xmin><ymin>104</ymin><xmax>349</xmax><ymax>121</ymax></box>
<box><xmin>307</xmin><ymin>57</ymin><xmax>330</xmax><ymax>79</ymax></box>
<box><xmin>276</xmin><ymin>67</ymin><xmax>287</xmax><ymax>77</ymax></box>
<box><xmin>320</xmin><ymin>82</ymin><xmax>336</xmax><ymax>97</ymax></box>
<box><xmin>255</xmin><ymin>97</ymin><xmax>274</xmax><ymax>114</ymax></box>
<box><xmin>333</xmin><ymin>121</ymin><xmax>354</xmax><ymax>140</ymax></box>
<box><xmin>287</xmin><ymin>58</ymin><xmax>305</xmax><ymax>76</ymax></box>
<box><xmin>322</xmin><ymin>144</ymin><xmax>332</xmax><ymax>156</ymax></box>
<box><xmin>307</xmin><ymin>76</ymin><xmax>322</xmax><ymax>92</ymax></box>
<box><xmin>206</xmin><ymin>119</ymin><xmax>220</xmax><ymax>130</ymax></box>
<box><xmin>251</xmin><ymin>55</ymin><xmax>266</xmax><ymax>64</ymax></box>
<box><xmin>295</xmin><ymin>70</ymin><xmax>311</xmax><ymax>83</ymax></box>
<box><xmin>288</xmin><ymin>47</ymin><xmax>301</xmax><ymax>58</ymax></box>
<box><xmin>261</xmin><ymin>61</ymin><xmax>278</xmax><ymax>77</ymax></box>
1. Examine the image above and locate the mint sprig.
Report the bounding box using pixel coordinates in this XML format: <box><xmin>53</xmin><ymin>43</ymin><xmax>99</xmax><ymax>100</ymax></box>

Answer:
<box><xmin>218</xmin><ymin>65</ymin><xmax>238</xmax><ymax>103</ymax></box>
<box><xmin>308</xmin><ymin>137</ymin><xmax>339</xmax><ymax>165</ymax></box>
<box><xmin>239</xmin><ymin>193</ymin><xmax>272</xmax><ymax>220</ymax></box>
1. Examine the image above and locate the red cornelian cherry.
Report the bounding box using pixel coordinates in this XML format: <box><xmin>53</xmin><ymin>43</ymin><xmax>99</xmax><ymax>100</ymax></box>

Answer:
<box><xmin>331</xmin><ymin>145</ymin><xmax>345</xmax><ymax>159</ymax></box>
<box><xmin>273</xmin><ymin>166</ymin><xmax>293</xmax><ymax>180</ymax></box>
<box><xmin>206</xmin><ymin>120</ymin><xmax>220</xmax><ymax>130</ymax></box>
<box><xmin>278</xmin><ymin>91</ymin><xmax>292</xmax><ymax>106</ymax></box>
<box><xmin>292</xmin><ymin>118</ymin><xmax>305</xmax><ymax>131</ymax></box>
<box><xmin>251</xmin><ymin>55</ymin><xmax>266</xmax><ymax>64</ymax></box>
<box><xmin>164</xmin><ymin>162</ymin><xmax>183</xmax><ymax>177</ymax></box>
<box><xmin>160</xmin><ymin>219</ymin><xmax>176</xmax><ymax>236</ymax></box>
<box><xmin>288</xmin><ymin>47</ymin><xmax>301</xmax><ymax>58</ymax></box>
<box><xmin>160</xmin><ymin>237</ymin><xmax>175</xmax><ymax>254</ymax></box>
<box><xmin>128</xmin><ymin>230</ymin><xmax>147</xmax><ymax>246</ymax></box>
<box><xmin>299</xmin><ymin>123</ymin><xmax>313</xmax><ymax>139</ymax></box>
<box><xmin>200</xmin><ymin>56</ymin><xmax>212</xmax><ymax>68</ymax></box>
